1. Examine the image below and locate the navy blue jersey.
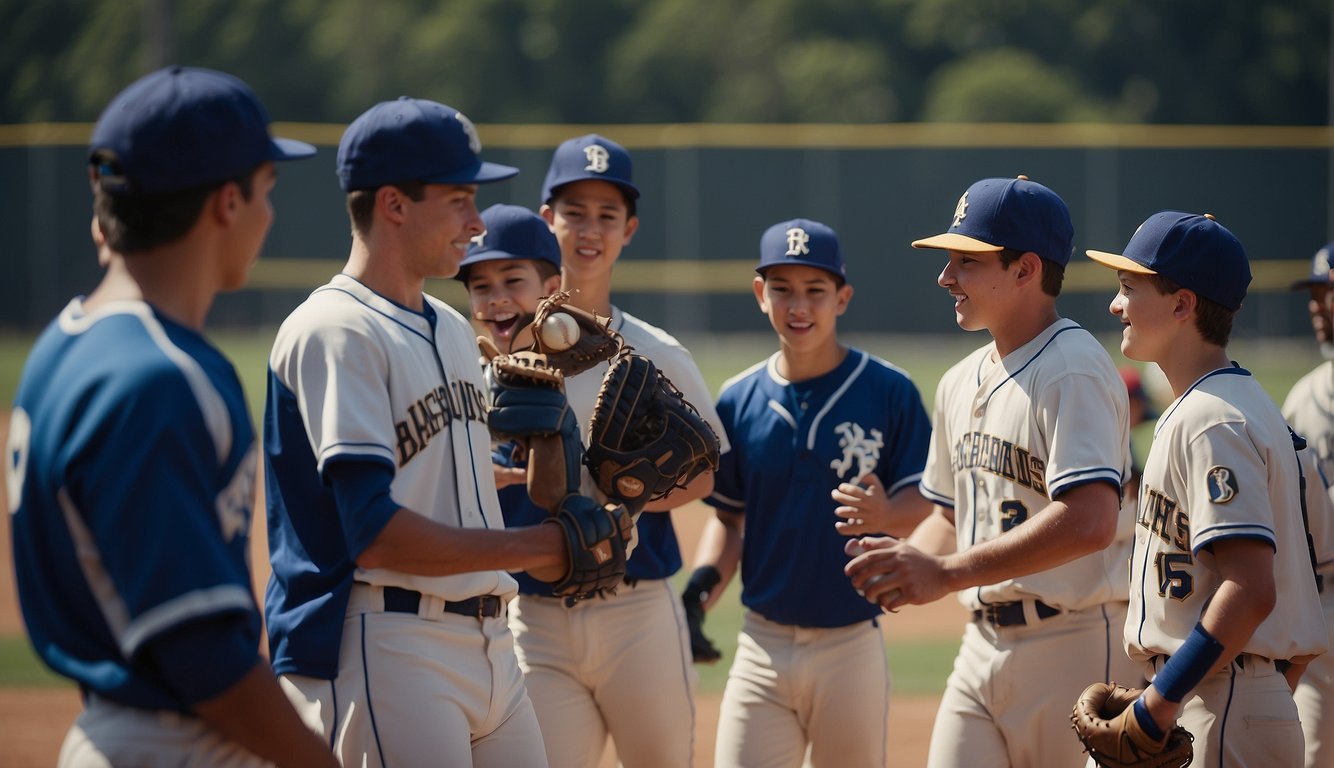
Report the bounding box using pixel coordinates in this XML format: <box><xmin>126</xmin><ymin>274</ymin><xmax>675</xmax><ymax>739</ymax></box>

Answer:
<box><xmin>8</xmin><ymin>300</ymin><xmax>260</xmax><ymax>711</ymax></box>
<box><xmin>707</xmin><ymin>348</ymin><xmax>931</xmax><ymax>627</ymax></box>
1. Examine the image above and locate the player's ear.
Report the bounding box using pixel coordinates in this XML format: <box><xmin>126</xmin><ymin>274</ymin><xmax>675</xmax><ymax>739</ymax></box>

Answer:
<box><xmin>539</xmin><ymin>204</ymin><xmax>556</xmax><ymax>228</ymax></box>
<box><xmin>1172</xmin><ymin>289</ymin><xmax>1198</xmax><ymax>321</ymax></box>
<box><xmin>378</xmin><ymin>185</ymin><xmax>409</xmax><ymax>224</ymax></box>
<box><xmin>835</xmin><ymin>282</ymin><xmax>853</xmax><ymax>315</ymax></box>
<box><xmin>542</xmin><ymin>274</ymin><xmax>562</xmax><ymax>295</ymax></box>
<box><xmin>752</xmin><ymin>275</ymin><xmax>769</xmax><ymax>312</ymax></box>
<box><xmin>1013</xmin><ymin>251</ymin><xmax>1042</xmax><ymax>287</ymax></box>
<box><xmin>621</xmin><ymin>214</ymin><xmax>639</xmax><ymax>245</ymax></box>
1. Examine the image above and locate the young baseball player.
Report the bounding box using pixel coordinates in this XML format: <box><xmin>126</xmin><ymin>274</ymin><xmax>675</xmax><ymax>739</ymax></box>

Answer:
<box><xmin>1081</xmin><ymin>211</ymin><xmax>1329</xmax><ymax>766</ymax></box>
<box><xmin>1285</xmin><ymin>242</ymin><xmax>1334</xmax><ymax>768</ymax></box>
<box><xmin>263</xmin><ymin>99</ymin><xmax>630</xmax><ymax>767</ymax></box>
<box><xmin>6</xmin><ymin>66</ymin><xmax>336</xmax><ymax>767</ymax></box>
<box><xmin>683</xmin><ymin>218</ymin><xmax>933</xmax><ymax>767</ymax></box>
<box><xmin>845</xmin><ymin>176</ymin><xmax>1143</xmax><ymax>767</ymax></box>
<box><xmin>503</xmin><ymin>133</ymin><xmax>727</xmax><ymax>767</ymax></box>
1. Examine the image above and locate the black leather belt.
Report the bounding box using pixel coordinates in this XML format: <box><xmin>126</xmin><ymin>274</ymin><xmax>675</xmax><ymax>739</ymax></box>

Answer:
<box><xmin>973</xmin><ymin>599</ymin><xmax>1061</xmax><ymax>627</ymax></box>
<box><xmin>382</xmin><ymin>586</ymin><xmax>503</xmax><ymax>619</ymax></box>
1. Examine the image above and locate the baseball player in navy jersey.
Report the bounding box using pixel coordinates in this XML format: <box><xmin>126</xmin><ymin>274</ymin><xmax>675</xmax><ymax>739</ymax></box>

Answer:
<box><xmin>1284</xmin><ymin>242</ymin><xmax>1334</xmax><ymax>767</ymax></box>
<box><xmin>502</xmin><ymin>133</ymin><xmax>727</xmax><ymax>767</ymax></box>
<box><xmin>845</xmin><ymin>176</ymin><xmax>1142</xmax><ymax>767</ymax></box>
<box><xmin>1085</xmin><ymin>211</ymin><xmax>1329</xmax><ymax>766</ymax></box>
<box><xmin>683</xmin><ymin>219</ymin><xmax>933</xmax><ymax>767</ymax></box>
<box><xmin>263</xmin><ymin>98</ymin><xmax>625</xmax><ymax>767</ymax></box>
<box><xmin>5</xmin><ymin>66</ymin><xmax>334</xmax><ymax>767</ymax></box>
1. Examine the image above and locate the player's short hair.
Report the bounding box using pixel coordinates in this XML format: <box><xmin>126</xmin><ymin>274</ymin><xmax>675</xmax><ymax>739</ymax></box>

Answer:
<box><xmin>346</xmin><ymin>180</ymin><xmax>427</xmax><ymax>237</ymax></box>
<box><xmin>998</xmin><ymin>248</ymin><xmax>1065</xmax><ymax>297</ymax></box>
<box><xmin>547</xmin><ymin>182</ymin><xmax>638</xmax><ymax>219</ymax></box>
<box><xmin>458</xmin><ymin>257</ymin><xmax>560</xmax><ymax>287</ymax></box>
<box><xmin>91</xmin><ymin>154</ymin><xmax>257</xmax><ymax>254</ymax></box>
<box><xmin>1146</xmin><ymin>273</ymin><xmax>1234</xmax><ymax>346</ymax></box>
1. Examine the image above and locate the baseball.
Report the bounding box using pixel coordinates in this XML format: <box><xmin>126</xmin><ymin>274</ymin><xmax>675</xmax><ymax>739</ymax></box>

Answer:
<box><xmin>539</xmin><ymin>312</ymin><xmax>580</xmax><ymax>351</ymax></box>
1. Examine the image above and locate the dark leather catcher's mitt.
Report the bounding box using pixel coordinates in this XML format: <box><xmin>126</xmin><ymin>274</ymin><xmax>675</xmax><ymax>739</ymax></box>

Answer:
<box><xmin>542</xmin><ymin>493</ymin><xmax>634</xmax><ymax>600</ymax></box>
<box><xmin>1071</xmin><ymin>682</ymin><xmax>1194</xmax><ymax>768</ymax></box>
<box><xmin>584</xmin><ymin>350</ymin><xmax>721</xmax><ymax>515</ymax></box>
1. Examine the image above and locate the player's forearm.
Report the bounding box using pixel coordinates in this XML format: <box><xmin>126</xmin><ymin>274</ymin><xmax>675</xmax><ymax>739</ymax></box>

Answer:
<box><xmin>642</xmin><ymin>470</ymin><xmax>714</xmax><ymax>512</ymax></box>
<box><xmin>905</xmin><ymin>506</ymin><xmax>957</xmax><ymax>556</ymax></box>
<box><xmin>194</xmin><ymin>660</ymin><xmax>338</xmax><ymax>768</ymax></box>
<box><xmin>881</xmin><ymin>487</ymin><xmax>935</xmax><ymax>537</ymax></box>
<box><xmin>690</xmin><ymin>510</ymin><xmax>742</xmax><ymax>609</ymax></box>
<box><xmin>357</xmin><ymin>508</ymin><xmax>565</xmax><ymax>576</ymax></box>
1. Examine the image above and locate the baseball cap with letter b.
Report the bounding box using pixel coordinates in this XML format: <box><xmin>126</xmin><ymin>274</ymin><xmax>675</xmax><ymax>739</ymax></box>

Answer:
<box><xmin>90</xmin><ymin>66</ymin><xmax>316</xmax><ymax>195</ymax></box>
<box><xmin>912</xmin><ymin>176</ymin><xmax>1074</xmax><ymax>266</ymax></box>
<box><xmin>1291</xmin><ymin>242</ymin><xmax>1334</xmax><ymax>290</ymax></box>
<box><xmin>459</xmin><ymin>204</ymin><xmax>562</xmax><ymax>274</ymax></box>
<box><xmin>757</xmin><ymin>218</ymin><xmax>845</xmax><ymax>279</ymax></box>
<box><xmin>337</xmin><ymin>97</ymin><xmax>518</xmax><ymax>191</ymax></box>
<box><xmin>1086</xmin><ymin>211</ymin><xmax>1251</xmax><ymax>311</ymax></box>
<box><xmin>541</xmin><ymin>134</ymin><xmax>640</xmax><ymax>204</ymax></box>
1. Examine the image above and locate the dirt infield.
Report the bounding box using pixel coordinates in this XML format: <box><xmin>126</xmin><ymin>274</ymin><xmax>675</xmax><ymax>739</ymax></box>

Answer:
<box><xmin>0</xmin><ymin>410</ymin><xmax>960</xmax><ymax>766</ymax></box>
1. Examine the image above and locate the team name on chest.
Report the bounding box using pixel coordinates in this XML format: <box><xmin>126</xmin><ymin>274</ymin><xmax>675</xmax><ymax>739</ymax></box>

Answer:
<box><xmin>1138</xmin><ymin>486</ymin><xmax>1191</xmax><ymax>552</ymax></box>
<box><xmin>950</xmin><ymin>431</ymin><xmax>1047</xmax><ymax>495</ymax></box>
<box><xmin>394</xmin><ymin>380</ymin><xmax>489</xmax><ymax>466</ymax></box>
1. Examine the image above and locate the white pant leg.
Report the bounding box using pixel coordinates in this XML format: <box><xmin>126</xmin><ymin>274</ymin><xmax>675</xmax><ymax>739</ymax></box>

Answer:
<box><xmin>1295</xmin><ymin>588</ymin><xmax>1334</xmax><ymax>768</ymax></box>
<box><xmin>58</xmin><ymin>695</ymin><xmax>270</xmax><ymax>768</ymax></box>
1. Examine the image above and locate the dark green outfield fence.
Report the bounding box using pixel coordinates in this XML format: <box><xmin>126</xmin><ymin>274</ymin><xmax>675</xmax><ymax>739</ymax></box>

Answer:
<box><xmin>3</xmin><ymin>123</ymin><xmax>1332</xmax><ymax>339</ymax></box>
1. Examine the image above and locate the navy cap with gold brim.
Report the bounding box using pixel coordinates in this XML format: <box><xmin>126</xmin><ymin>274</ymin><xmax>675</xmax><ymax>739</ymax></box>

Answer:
<box><xmin>911</xmin><ymin>175</ymin><xmax>1074</xmax><ymax>266</ymax></box>
<box><xmin>1086</xmin><ymin>211</ymin><xmax>1250</xmax><ymax>311</ymax></box>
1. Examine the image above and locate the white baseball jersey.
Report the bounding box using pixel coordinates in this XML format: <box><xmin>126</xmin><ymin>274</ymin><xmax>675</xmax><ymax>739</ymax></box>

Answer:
<box><xmin>920</xmin><ymin>318</ymin><xmax>1133</xmax><ymax>612</ymax></box>
<box><xmin>265</xmin><ymin>273</ymin><xmax>515</xmax><ymax>679</ymax></box>
<box><xmin>1127</xmin><ymin>366</ymin><xmax>1327</xmax><ymax>664</ymax></box>
<box><xmin>1283</xmin><ymin>360</ymin><xmax>1334</xmax><ymax>573</ymax></box>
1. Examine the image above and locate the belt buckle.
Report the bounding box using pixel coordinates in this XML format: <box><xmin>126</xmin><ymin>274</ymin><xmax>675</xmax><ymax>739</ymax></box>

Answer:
<box><xmin>980</xmin><ymin>604</ymin><xmax>1001</xmax><ymax>625</ymax></box>
<box><xmin>476</xmin><ymin>595</ymin><xmax>499</xmax><ymax>619</ymax></box>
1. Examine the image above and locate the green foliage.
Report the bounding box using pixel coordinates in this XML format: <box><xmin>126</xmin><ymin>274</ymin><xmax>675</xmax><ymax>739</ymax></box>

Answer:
<box><xmin>0</xmin><ymin>0</ymin><xmax>1327</xmax><ymax>125</ymax></box>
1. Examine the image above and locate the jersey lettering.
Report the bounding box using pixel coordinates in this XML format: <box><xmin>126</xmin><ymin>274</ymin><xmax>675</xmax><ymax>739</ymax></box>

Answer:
<box><xmin>216</xmin><ymin>444</ymin><xmax>256</xmax><ymax>543</ymax></box>
<box><xmin>830</xmin><ymin>421</ymin><xmax>883</xmax><ymax>481</ymax></box>
<box><xmin>584</xmin><ymin>144</ymin><xmax>610</xmax><ymax>173</ymax></box>
<box><xmin>393</xmin><ymin>381</ymin><xmax>490</xmax><ymax>466</ymax></box>
<box><xmin>1138</xmin><ymin>486</ymin><xmax>1191</xmax><ymax>551</ymax></box>
<box><xmin>951</xmin><ymin>431</ymin><xmax>1047</xmax><ymax>495</ymax></box>
<box><xmin>6</xmin><ymin>407</ymin><xmax>31</xmax><ymax>515</ymax></box>
<box><xmin>1154</xmin><ymin>552</ymin><xmax>1195</xmax><ymax>600</ymax></box>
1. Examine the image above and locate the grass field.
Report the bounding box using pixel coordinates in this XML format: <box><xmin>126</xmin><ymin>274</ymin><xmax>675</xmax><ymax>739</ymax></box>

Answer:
<box><xmin>0</xmin><ymin>326</ymin><xmax>1325</xmax><ymax>697</ymax></box>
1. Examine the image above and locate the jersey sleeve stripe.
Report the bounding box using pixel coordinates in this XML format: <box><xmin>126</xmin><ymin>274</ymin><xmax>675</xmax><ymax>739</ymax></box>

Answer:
<box><xmin>708</xmin><ymin>491</ymin><xmax>743</xmax><ymax>511</ymax></box>
<box><xmin>886</xmin><ymin>473</ymin><xmax>924</xmax><ymax>497</ymax></box>
<box><xmin>1191</xmin><ymin>524</ymin><xmax>1276</xmax><ymax>556</ymax></box>
<box><xmin>121</xmin><ymin>585</ymin><xmax>255</xmax><ymax>657</ymax></box>
<box><xmin>1048</xmin><ymin>468</ymin><xmax>1122</xmax><ymax>498</ymax></box>
<box><xmin>59</xmin><ymin>488</ymin><xmax>132</xmax><ymax>638</ymax></box>
<box><xmin>919</xmin><ymin>484</ymin><xmax>954</xmax><ymax>506</ymax></box>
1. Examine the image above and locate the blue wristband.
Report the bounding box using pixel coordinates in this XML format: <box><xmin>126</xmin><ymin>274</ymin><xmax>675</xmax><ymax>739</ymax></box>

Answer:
<box><xmin>1132</xmin><ymin>698</ymin><xmax>1166</xmax><ymax>741</ymax></box>
<box><xmin>1152</xmin><ymin>622</ymin><xmax>1225</xmax><ymax>703</ymax></box>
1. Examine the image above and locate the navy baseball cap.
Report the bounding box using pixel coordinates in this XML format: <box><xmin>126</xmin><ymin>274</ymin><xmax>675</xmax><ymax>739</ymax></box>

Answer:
<box><xmin>757</xmin><ymin>218</ymin><xmax>845</xmax><ymax>279</ymax></box>
<box><xmin>337</xmin><ymin>97</ymin><xmax>518</xmax><ymax>191</ymax></box>
<box><xmin>541</xmin><ymin>133</ymin><xmax>640</xmax><ymax>204</ymax></box>
<box><xmin>912</xmin><ymin>176</ymin><xmax>1074</xmax><ymax>266</ymax></box>
<box><xmin>458</xmin><ymin>204</ymin><xmax>561</xmax><ymax>276</ymax></box>
<box><xmin>1291</xmin><ymin>242</ymin><xmax>1334</xmax><ymax>289</ymax></box>
<box><xmin>1087</xmin><ymin>211</ymin><xmax>1251</xmax><ymax>311</ymax></box>
<box><xmin>89</xmin><ymin>66</ymin><xmax>315</xmax><ymax>195</ymax></box>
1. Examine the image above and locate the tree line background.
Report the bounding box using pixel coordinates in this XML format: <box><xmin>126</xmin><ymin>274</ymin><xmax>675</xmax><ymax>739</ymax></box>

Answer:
<box><xmin>3</xmin><ymin>0</ymin><xmax>1329</xmax><ymax>127</ymax></box>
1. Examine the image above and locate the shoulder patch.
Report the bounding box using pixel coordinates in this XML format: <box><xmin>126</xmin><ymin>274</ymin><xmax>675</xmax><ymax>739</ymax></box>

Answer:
<box><xmin>1206</xmin><ymin>466</ymin><xmax>1238</xmax><ymax>504</ymax></box>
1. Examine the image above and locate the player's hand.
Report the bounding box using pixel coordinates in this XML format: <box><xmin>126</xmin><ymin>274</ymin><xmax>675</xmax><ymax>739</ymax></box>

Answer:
<box><xmin>493</xmin><ymin>464</ymin><xmax>526</xmax><ymax>490</ymax></box>
<box><xmin>844</xmin><ymin>536</ymin><xmax>952</xmax><ymax>612</ymax></box>
<box><xmin>832</xmin><ymin>474</ymin><xmax>895</xmax><ymax>536</ymax></box>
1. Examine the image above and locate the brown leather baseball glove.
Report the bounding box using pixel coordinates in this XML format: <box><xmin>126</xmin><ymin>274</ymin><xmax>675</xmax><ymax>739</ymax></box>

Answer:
<box><xmin>1070</xmin><ymin>682</ymin><xmax>1194</xmax><ymax>768</ymax></box>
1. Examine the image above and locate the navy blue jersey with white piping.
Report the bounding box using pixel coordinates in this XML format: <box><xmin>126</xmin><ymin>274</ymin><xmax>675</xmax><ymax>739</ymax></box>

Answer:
<box><xmin>8</xmin><ymin>299</ymin><xmax>260</xmax><ymax>711</ymax></box>
<box><xmin>707</xmin><ymin>348</ymin><xmax>931</xmax><ymax>627</ymax></box>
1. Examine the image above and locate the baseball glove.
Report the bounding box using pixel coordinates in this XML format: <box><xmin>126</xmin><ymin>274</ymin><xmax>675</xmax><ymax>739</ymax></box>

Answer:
<box><xmin>542</xmin><ymin>493</ymin><xmax>635</xmax><ymax>600</ymax></box>
<box><xmin>1070</xmin><ymin>683</ymin><xmax>1194</xmax><ymax>768</ymax></box>
<box><xmin>524</xmin><ymin>291</ymin><xmax>624</xmax><ymax>377</ymax></box>
<box><xmin>481</xmin><ymin>340</ymin><xmax>583</xmax><ymax>512</ymax></box>
<box><xmin>585</xmin><ymin>350</ymin><xmax>721</xmax><ymax>515</ymax></box>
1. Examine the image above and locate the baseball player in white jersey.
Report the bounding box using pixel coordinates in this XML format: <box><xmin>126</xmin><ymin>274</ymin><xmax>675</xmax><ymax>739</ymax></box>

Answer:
<box><xmin>6</xmin><ymin>67</ymin><xmax>335</xmax><ymax>767</ymax></box>
<box><xmin>497</xmin><ymin>133</ymin><xmax>727</xmax><ymax>767</ymax></box>
<box><xmin>845</xmin><ymin>176</ymin><xmax>1142</xmax><ymax>767</ymax></box>
<box><xmin>687</xmin><ymin>219</ymin><xmax>934</xmax><ymax>767</ymax></box>
<box><xmin>264</xmin><ymin>99</ymin><xmax>630</xmax><ymax>767</ymax></box>
<box><xmin>1281</xmin><ymin>242</ymin><xmax>1334</xmax><ymax>767</ymax></box>
<box><xmin>1086</xmin><ymin>211</ymin><xmax>1328</xmax><ymax>766</ymax></box>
